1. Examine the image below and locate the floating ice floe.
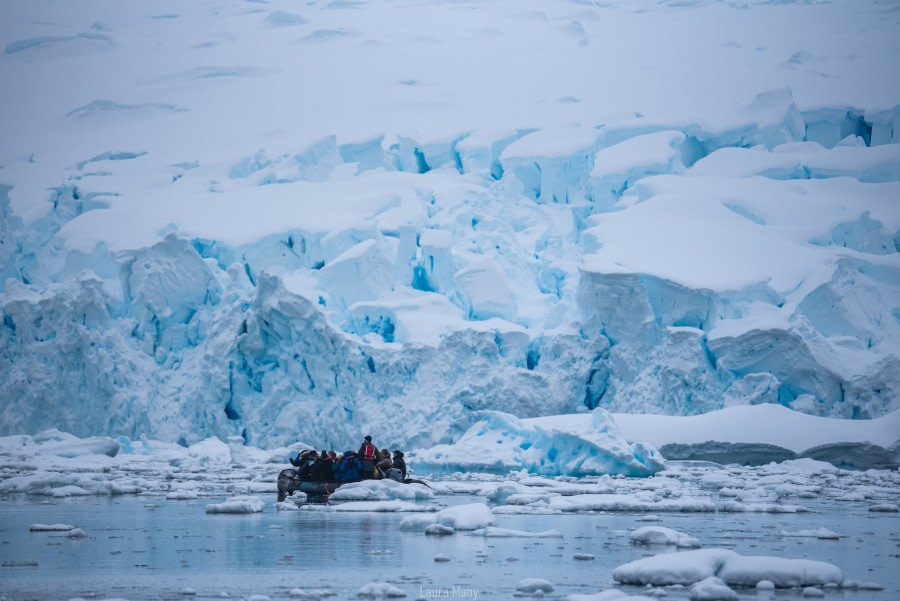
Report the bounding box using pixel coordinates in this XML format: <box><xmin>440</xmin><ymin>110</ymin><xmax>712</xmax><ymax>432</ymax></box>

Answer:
<box><xmin>424</xmin><ymin>524</ymin><xmax>454</xmax><ymax>536</ymax></box>
<box><xmin>690</xmin><ymin>576</ymin><xmax>737</xmax><ymax>601</ymax></box>
<box><xmin>204</xmin><ymin>495</ymin><xmax>265</xmax><ymax>514</ymax></box>
<box><xmin>780</xmin><ymin>528</ymin><xmax>842</xmax><ymax>539</ymax></box>
<box><xmin>0</xmin><ymin>472</ymin><xmax>144</xmax><ymax>496</ymax></box>
<box><xmin>717</xmin><ymin>501</ymin><xmax>810</xmax><ymax>513</ymax></box>
<box><xmin>435</xmin><ymin>503</ymin><xmax>494</xmax><ymax>530</ymax></box>
<box><xmin>166</xmin><ymin>489</ymin><xmax>200</xmax><ymax>500</ymax></box>
<box><xmin>842</xmin><ymin>580</ymin><xmax>885</xmax><ymax>590</ymax></box>
<box><xmin>289</xmin><ymin>589</ymin><xmax>334</xmax><ymax>598</ymax></box>
<box><xmin>356</xmin><ymin>581</ymin><xmax>406</xmax><ymax>598</ymax></box>
<box><xmin>398</xmin><ymin>514</ymin><xmax>440</xmax><ymax>530</ymax></box>
<box><xmin>516</xmin><ymin>578</ymin><xmax>555</xmax><ymax>594</ymax></box>
<box><xmin>548</xmin><ymin>493</ymin><xmax>715</xmax><ymax>513</ymax></box>
<box><xmin>29</xmin><ymin>523</ymin><xmax>76</xmax><ymax>531</ymax></box>
<box><xmin>397</xmin><ymin>502</ymin><xmax>494</xmax><ymax>532</ymax></box>
<box><xmin>471</xmin><ymin>526</ymin><xmax>563</xmax><ymax>538</ymax></box>
<box><xmin>326</xmin><ymin>479</ymin><xmax>434</xmax><ymax>502</ymax></box>
<box><xmin>613</xmin><ymin>548</ymin><xmax>843</xmax><ymax>588</ymax></box>
<box><xmin>413</xmin><ymin>409</ymin><xmax>665</xmax><ymax>478</ymax></box>
<box><xmin>330</xmin><ymin>500</ymin><xmax>428</xmax><ymax>513</ymax></box>
<box><xmin>629</xmin><ymin>526</ymin><xmax>700</xmax><ymax>548</ymax></box>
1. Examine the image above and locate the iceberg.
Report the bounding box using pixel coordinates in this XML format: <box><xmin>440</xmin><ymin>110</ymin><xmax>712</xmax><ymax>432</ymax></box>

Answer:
<box><xmin>629</xmin><ymin>526</ymin><xmax>701</xmax><ymax>548</ymax></box>
<box><xmin>204</xmin><ymin>495</ymin><xmax>265</xmax><ymax>514</ymax></box>
<box><xmin>612</xmin><ymin>548</ymin><xmax>843</xmax><ymax>588</ymax></box>
<box><xmin>413</xmin><ymin>408</ymin><xmax>665</xmax><ymax>477</ymax></box>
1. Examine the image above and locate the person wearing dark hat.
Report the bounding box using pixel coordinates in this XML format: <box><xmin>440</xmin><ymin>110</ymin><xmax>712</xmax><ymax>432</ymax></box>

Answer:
<box><xmin>310</xmin><ymin>451</ymin><xmax>334</xmax><ymax>482</ymax></box>
<box><xmin>298</xmin><ymin>450</ymin><xmax>318</xmax><ymax>480</ymax></box>
<box><xmin>357</xmin><ymin>435</ymin><xmax>377</xmax><ymax>480</ymax></box>
<box><xmin>391</xmin><ymin>450</ymin><xmax>407</xmax><ymax>480</ymax></box>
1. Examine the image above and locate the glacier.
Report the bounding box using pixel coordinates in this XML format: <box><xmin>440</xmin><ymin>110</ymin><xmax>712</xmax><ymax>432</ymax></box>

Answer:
<box><xmin>1</xmin><ymin>0</ymin><xmax>899</xmax><ymax>453</ymax></box>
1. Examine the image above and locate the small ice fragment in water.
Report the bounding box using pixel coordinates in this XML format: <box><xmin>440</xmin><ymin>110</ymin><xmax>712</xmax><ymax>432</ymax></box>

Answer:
<box><xmin>29</xmin><ymin>523</ymin><xmax>75</xmax><ymax>531</ymax></box>
<box><xmin>357</xmin><ymin>581</ymin><xmax>406</xmax><ymax>597</ymax></box>
<box><xmin>516</xmin><ymin>578</ymin><xmax>554</xmax><ymax>593</ymax></box>
<box><xmin>424</xmin><ymin>524</ymin><xmax>454</xmax><ymax>536</ymax></box>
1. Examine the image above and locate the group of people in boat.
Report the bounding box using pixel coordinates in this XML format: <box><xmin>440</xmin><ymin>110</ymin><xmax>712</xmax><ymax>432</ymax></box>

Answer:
<box><xmin>289</xmin><ymin>435</ymin><xmax>408</xmax><ymax>483</ymax></box>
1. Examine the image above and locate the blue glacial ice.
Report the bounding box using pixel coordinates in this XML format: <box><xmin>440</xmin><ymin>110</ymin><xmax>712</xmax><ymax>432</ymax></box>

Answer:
<box><xmin>3</xmin><ymin>97</ymin><xmax>900</xmax><ymax>450</ymax></box>
<box><xmin>414</xmin><ymin>408</ymin><xmax>666</xmax><ymax>478</ymax></box>
<box><xmin>2</xmin><ymin>1</ymin><xmax>900</xmax><ymax>451</ymax></box>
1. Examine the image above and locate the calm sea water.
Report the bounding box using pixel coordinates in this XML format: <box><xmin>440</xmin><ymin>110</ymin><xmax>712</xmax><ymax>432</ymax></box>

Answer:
<box><xmin>0</xmin><ymin>493</ymin><xmax>898</xmax><ymax>600</ymax></box>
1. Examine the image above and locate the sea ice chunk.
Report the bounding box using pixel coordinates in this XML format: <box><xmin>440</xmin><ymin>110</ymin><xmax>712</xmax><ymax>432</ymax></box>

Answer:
<box><xmin>612</xmin><ymin>548</ymin><xmax>843</xmax><ymax>588</ymax></box>
<box><xmin>204</xmin><ymin>495</ymin><xmax>265</xmax><ymax>514</ymax></box>
<box><xmin>517</xmin><ymin>578</ymin><xmax>554</xmax><ymax>593</ymax></box>
<box><xmin>435</xmin><ymin>503</ymin><xmax>494</xmax><ymax>530</ymax></box>
<box><xmin>414</xmin><ymin>408</ymin><xmax>664</xmax><ymax>477</ymax></box>
<box><xmin>689</xmin><ymin>576</ymin><xmax>737</xmax><ymax>601</ymax></box>
<box><xmin>356</xmin><ymin>581</ymin><xmax>406</xmax><ymax>598</ymax></box>
<box><xmin>327</xmin><ymin>479</ymin><xmax>434</xmax><ymax>502</ymax></box>
<box><xmin>629</xmin><ymin>526</ymin><xmax>701</xmax><ymax>548</ymax></box>
<box><xmin>471</xmin><ymin>526</ymin><xmax>563</xmax><ymax>538</ymax></box>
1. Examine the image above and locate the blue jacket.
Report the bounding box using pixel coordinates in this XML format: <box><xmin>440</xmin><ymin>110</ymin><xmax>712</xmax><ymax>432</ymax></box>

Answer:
<box><xmin>336</xmin><ymin>457</ymin><xmax>361</xmax><ymax>481</ymax></box>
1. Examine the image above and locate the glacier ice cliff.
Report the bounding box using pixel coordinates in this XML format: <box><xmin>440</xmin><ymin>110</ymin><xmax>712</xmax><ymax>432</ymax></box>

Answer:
<box><xmin>1</xmin><ymin>0</ymin><xmax>899</xmax><ymax>451</ymax></box>
<box><xmin>2</xmin><ymin>94</ymin><xmax>898</xmax><ymax>450</ymax></box>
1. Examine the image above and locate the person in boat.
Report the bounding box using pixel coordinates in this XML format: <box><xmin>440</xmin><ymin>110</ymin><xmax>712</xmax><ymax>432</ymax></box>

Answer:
<box><xmin>391</xmin><ymin>450</ymin><xmax>407</xmax><ymax>479</ymax></box>
<box><xmin>376</xmin><ymin>448</ymin><xmax>392</xmax><ymax>478</ymax></box>
<box><xmin>310</xmin><ymin>451</ymin><xmax>335</xmax><ymax>482</ymax></box>
<box><xmin>336</xmin><ymin>450</ymin><xmax>362</xmax><ymax>481</ymax></box>
<box><xmin>289</xmin><ymin>450</ymin><xmax>311</xmax><ymax>470</ymax></box>
<box><xmin>297</xmin><ymin>450</ymin><xmax>318</xmax><ymax>480</ymax></box>
<box><xmin>357</xmin><ymin>435</ymin><xmax>378</xmax><ymax>480</ymax></box>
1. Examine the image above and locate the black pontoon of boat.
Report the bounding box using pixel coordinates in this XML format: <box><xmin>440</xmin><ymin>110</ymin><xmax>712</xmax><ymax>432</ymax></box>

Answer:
<box><xmin>277</xmin><ymin>468</ymin><xmax>345</xmax><ymax>503</ymax></box>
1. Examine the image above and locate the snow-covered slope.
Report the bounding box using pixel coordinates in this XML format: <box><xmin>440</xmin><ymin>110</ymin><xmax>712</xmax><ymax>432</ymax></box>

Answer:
<box><xmin>1</xmin><ymin>0</ymin><xmax>899</xmax><ymax>449</ymax></box>
<box><xmin>412</xmin><ymin>405</ymin><xmax>900</xmax><ymax>472</ymax></box>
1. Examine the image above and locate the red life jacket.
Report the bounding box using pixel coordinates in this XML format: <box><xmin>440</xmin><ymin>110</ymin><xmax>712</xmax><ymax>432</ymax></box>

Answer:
<box><xmin>362</xmin><ymin>443</ymin><xmax>376</xmax><ymax>461</ymax></box>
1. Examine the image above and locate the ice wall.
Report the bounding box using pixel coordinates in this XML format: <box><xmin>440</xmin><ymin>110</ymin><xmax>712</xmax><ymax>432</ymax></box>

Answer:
<box><xmin>2</xmin><ymin>0</ymin><xmax>900</xmax><ymax>451</ymax></box>
<box><xmin>3</xmin><ymin>93</ymin><xmax>898</xmax><ymax>450</ymax></box>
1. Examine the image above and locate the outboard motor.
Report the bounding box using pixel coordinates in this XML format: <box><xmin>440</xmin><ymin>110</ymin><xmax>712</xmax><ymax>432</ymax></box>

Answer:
<box><xmin>277</xmin><ymin>468</ymin><xmax>300</xmax><ymax>502</ymax></box>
